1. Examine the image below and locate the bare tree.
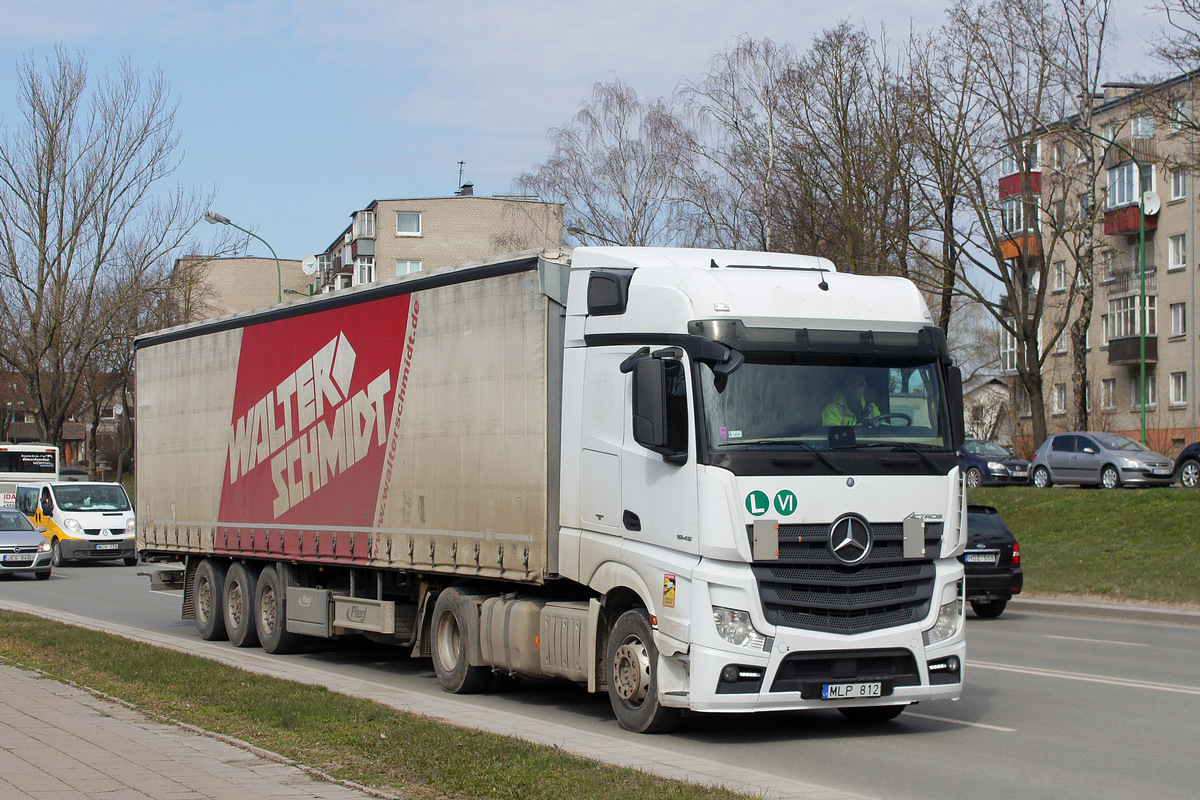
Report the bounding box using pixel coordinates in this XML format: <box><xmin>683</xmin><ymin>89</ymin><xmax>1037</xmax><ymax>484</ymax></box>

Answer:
<box><xmin>517</xmin><ymin>80</ymin><xmax>688</xmax><ymax>246</ymax></box>
<box><xmin>0</xmin><ymin>47</ymin><xmax>214</xmax><ymax>453</ymax></box>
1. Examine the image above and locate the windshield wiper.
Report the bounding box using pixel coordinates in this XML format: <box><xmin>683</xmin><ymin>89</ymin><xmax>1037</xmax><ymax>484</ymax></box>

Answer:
<box><xmin>833</xmin><ymin>441</ymin><xmax>942</xmax><ymax>471</ymax></box>
<box><xmin>732</xmin><ymin>439</ymin><xmax>844</xmax><ymax>473</ymax></box>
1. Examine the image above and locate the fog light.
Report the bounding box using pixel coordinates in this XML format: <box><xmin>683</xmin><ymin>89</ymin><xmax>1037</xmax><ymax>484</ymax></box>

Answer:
<box><xmin>722</xmin><ymin>665</ymin><xmax>741</xmax><ymax>683</ymax></box>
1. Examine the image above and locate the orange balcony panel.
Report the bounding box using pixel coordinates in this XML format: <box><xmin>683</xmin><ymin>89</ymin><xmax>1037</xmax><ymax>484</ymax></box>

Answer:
<box><xmin>1104</xmin><ymin>205</ymin><xmax>1159</xmax><ymax>236</ymax></box>
<box><xmin>1000</xmin><ymin>235</ymin><xmax>1041</xmax><ymax>260</ymax></box>
<box><xmin>998</xmin><ymin>172</ymin><xmax>1041</xmax><ymax>199</ymax></box>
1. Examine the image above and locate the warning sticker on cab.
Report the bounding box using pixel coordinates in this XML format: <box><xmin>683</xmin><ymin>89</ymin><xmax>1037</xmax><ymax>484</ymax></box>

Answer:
<box><xmin>663</xmin><ymin>574</ymin><xmax>676</xmax><ymax>608</ymax></box>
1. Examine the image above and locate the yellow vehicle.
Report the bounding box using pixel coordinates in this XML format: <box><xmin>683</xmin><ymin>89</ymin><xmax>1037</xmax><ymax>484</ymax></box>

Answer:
<box><xmin>14</xmin><ymin>481</ymin><xmax>136</xmax><ymax>566</ymax></box>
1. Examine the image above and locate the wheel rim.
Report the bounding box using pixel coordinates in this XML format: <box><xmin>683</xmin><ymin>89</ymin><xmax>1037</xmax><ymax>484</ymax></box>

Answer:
<box><xmin>966</xmin><ymin>469</ymin><xmax>981</xmax><ymax>488</ymax></box>
<box><xmin>227</xmin><ymin>579</ymin><xmax>244</xmax><ymax>629</ymax></box>
<box><xmin>196</xmin><ymin>575</ymin><xmax>214</xmax><ymax>623</ymax></box>
<box><xmin>1183</xmin><ymin>462</ymin><xmax>1200</xmax><ymax>488</ymax></box>
<box><xmin>1034</xmin><ymin>469</ymin><xmax>1048</xmax><ymax>488</ymax></box>
<box><xmin>259</xmin><ymin>584</ymin><xmax>278</xmax><ymax>636</ymax></box>
<box><xmin>435</xmin><ymin>611</ymin><xmax>462</xmax><ymax>671</ymax></box>
<box><xmin>1102</xmin><ymin>468</ymin><xmax>1118</xmax><ymax>489</ymax></box>
<box><xmin>612</xmin><ymin>635</ymin><xmax>651</xmax><ymax>707</ymax></box>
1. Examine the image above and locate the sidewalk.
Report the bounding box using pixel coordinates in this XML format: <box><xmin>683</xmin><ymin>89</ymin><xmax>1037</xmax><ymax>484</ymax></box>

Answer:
<box><xmin>0</xmin><ymin>665</ymin><xmax>387</xmax><ymax>800</ymax></box>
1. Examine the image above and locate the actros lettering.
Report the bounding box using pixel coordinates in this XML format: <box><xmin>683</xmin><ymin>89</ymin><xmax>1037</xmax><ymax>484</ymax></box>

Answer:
<box><xmin>227</xmin><ymin>332</ymin><xmax>391</xmax><ymax>518</ymax></box>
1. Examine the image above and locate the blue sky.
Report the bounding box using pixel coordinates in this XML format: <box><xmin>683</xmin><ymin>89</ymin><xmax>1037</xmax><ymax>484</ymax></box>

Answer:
<box><xmin>0</xmin><ymin>1</ymin><xmax>1165</xmax><ymax>261</ymax></box>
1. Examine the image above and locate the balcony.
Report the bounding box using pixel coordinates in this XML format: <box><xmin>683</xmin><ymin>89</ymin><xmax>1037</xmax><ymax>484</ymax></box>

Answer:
<box><xmin>1107</xmin><ymin>335</ymin><xmax>1158</xmax><ymax>365</ymax></box>
<box><xmin>1104</xmin><ymin>204</ymin><xmax>1159</xmax><ymax>236</ymax></box>
<box><xmin>999</xmin><ymin>234</ymin><xmax>1041</xmax><ymax>261</ymax></box>
<box><xmin>998</xmin><ymin>172</ymin><xmax>1041</xmax><ymax>199</ymax></box>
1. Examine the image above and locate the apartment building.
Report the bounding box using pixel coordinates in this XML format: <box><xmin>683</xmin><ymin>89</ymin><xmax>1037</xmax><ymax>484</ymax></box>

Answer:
<box><xmin>313</xmin><ymin>185</ymin><xmax>563</xmax><ymax>291</ymax></box>
<box><xmin>998</xmin><ymin>73</ymin><xmax>1200</xmax><ymax>456</ymax></box>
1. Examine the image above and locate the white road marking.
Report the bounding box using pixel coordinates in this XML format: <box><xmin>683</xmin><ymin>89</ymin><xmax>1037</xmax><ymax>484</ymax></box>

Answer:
<box><xmin>974</xmin><ymin>660</ymin><xmax>1200</xmax><ymax>696</ymax></box>
<box><xmin>1044</xmin><ymin>635</ymin><xmax>1149</xmax><ymax>647</ymax></box>
<box><xmin>906</xmin><ymin>712</ymin><xmax>1017</xmax><ymax>732</ymax></box>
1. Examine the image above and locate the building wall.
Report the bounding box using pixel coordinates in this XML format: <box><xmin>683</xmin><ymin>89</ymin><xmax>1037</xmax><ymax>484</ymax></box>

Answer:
<box><xmin>189</xmin><ymin>256</ymin><xmax>309</xmax><ymax>317</ymax></box>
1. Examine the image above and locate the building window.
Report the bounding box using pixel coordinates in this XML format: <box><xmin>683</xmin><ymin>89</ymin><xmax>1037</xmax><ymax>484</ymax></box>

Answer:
<box><xmin>1170</xmin><ymin>233</ymin><xmax>1187</xmax><ymax>271</ymax></box>
<box><xmin>354</xmin><ymin>256</ymin><xmax>375</xmax><ymax>285</ymax></box>
<box><xmin>1101</xmin><ymin>377</ymin><xmax>1117</xmax><ymax>410</ymax></box>
<box><xmin>1107</xmin><ymin>162</ymin><xmax>1153</xmax><ymax>208</ymax></box>
<box><xmin>1052</xmin><ymin>383</ymin><xmax>1067</xmax><ymax>415</ymax></box>
<box><xmin>1055</xmin><ymin>326</ymin><xmax>1068</xmax><ymax>353</ymax></box>
<box><xmin>1053</xmin><ymin>140</ymin><xmax>1067</xmax><ymax>169</ymax></box>
<box><xmin>1172</xmin><ymin>302</ymin><xmax>1187</xmax><ymax>337</ymax></box>
<box><xmin>336</xmin><ymin>273</ymin><xmax>352</xmax><ymax>290</ymax></box>
<box><xmin>396</xmin><ymin>212</ymin><xmax>422</xmax><ymax>236</ymax></box>
<box><xmin>1172</xmin><ymin>168</ymin><xmax>1187</xmax><ymax>200</ymax></box>
<box><xmin>1053</xmin><ymin>260</ymin><xmax>1068</xmax><ymax>292</ymax></box>
<box><xmin>1132</xmin><ymin>375</ymin><xmax>1157</xmax><ymax>408</ymax></box>
<box><xmin>1099</xmin><ymin>250</ymin><xmax>1115</xmax><ymax>283</ymax></box>
<box><xmin>1132</xmin><ymin>115</ymin><xmax>1154</xmax><ymax>138</ymax></box>
<box><xmin>353</xmin><ymin>210</ymin><xmax>375</xmax><ymax>239</ymax></box>
<box><xmin>1100</xmin><ymin>313</ymin><xmax>1110</xmax><ymax>346</ymax></box>
<box><xmin>1171</xmin><ymin>372</ymin><xmax>1188</xmax><ymax>406</ymax></box>
<box><xmin>1109</xmin><ymin>295</ymin><xmax>1157</xmax><ymax>339</ymax></box>
<box><xmin>396</xmin><ymin>260</ymin><xmax>422</xmax><ymax>276</ymax></box>
<box><xmin>1000</xmin><ymin>329</ymin><xmax>1017</xmax><ymax>372</ymax></box>
<box><xmin>1102</xmin><ymin>122</ymin><xmax>1117</xmax><ymax>141</ymax></box>
<box><xmin>1077</xmin><ymin>192</ymin><xmax>1092</xmax><ymax>221</ymax></box>
<box><xmin>1171</xmin><ymin>98</ymin><xmax>1189</xmax><ymax>131</ymax></box>
<box><xmin>1017</xmin><ymin>387</ymin><xmax>1032</xmax><ymax>416</ymax></box>
<box><xmin>1000</xmin><ymin>198</ymin><xmax>1031</xmax><ymax>233</ymax></box>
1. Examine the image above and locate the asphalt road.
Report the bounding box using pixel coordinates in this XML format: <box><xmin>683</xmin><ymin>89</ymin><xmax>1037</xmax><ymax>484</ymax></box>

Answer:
<box><xmin>3</xmin><ymin>562</ymin><xmax>1199</xmax><ymax>800</ymax></box>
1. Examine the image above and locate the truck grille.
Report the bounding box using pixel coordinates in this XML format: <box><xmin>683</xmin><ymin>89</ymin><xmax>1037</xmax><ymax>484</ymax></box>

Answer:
<box><xmin>750</xmin><ymin>522</ymin><xmax>941</xmax><ymax>635</ymax></box>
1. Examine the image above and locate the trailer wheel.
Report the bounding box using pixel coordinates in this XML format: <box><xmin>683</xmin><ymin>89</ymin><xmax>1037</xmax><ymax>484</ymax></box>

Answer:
<box><xmin>255</xmin><ymin>564</ymin><xmax>304</xmax><ymax>654</ymax></box>
<box><xmin>224</xmin><ymin>562</ymin><xmax>261</xmax><ymax>648</ymax></box>
<box><xmin>194</xmin><ymin>559</ymin><xmax>228</xmax><ymax>641</ymax></box>
<box><xmin>606</xmin><ymin>609</ymin><xmax>681</xmax><ymax>733</ymax></box>
<box><xmin>430</xmin><ymin>587</ymin><xmax>489</xmax><ymax>694</ymax></box>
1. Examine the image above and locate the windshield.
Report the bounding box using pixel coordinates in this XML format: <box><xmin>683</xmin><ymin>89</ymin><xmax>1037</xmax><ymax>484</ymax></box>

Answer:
<box><xmin>698</xmin><ymin>354</ymin><xmax>954</xmax><ymax>454</ymax></box>
<box><xmin>1093</xmin><ymin>433</ymin><xmax>1149</xmax><ymax>452</ymax></box>
<box><xmin>0</xmin><ymin>509</ymin><xmax>34</xmax><ymax>531</ymax></box>
<box><xmin>964</xmin><ymin>441</ymin><xmax>1011</xmax><ymax>457</ymax></box>
<box><xmin>52</xmin><ymin>484</ymin><xmax>131</xmax><ymax>512</ymax></box>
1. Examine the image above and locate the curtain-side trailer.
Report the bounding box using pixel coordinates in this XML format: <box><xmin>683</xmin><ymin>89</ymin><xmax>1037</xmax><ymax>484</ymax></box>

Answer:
<box><xmin>136</xmin><ymin>246</ymin><xmax>968</xmax><ymax>732</ymax></box>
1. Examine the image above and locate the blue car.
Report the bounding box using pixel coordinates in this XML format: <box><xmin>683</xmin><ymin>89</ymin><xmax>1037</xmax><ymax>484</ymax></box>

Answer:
<box><xmin>957</xmin><ymin>439</ymin><xmax>1030</xmax><ymax>488</ymax></box>
<box><xmin>1174</xmin><ymin>441</ymin><xmax>1200</xmax><ymax>489</ymax></box>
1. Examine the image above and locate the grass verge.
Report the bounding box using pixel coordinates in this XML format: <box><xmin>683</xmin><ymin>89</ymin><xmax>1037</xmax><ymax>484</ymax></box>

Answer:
<box><xmin>0</xmin><ymin>610</ymin><xmax>752</xmax><ymax>800</ymax></box>
<box><xmin>968</xmin><ymin>486</ymin><xmax>1200</xmax><ymax>606</ymax></box>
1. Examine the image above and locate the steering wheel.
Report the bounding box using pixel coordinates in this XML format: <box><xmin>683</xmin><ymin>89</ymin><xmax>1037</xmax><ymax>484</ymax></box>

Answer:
<box><xmin>863</xmin><ymin>412</ymin><xmax>912</xmax><ymax>427</ymax></box>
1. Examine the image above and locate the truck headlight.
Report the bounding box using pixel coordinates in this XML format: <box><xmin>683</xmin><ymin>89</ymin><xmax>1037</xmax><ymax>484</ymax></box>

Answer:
<box><xmin>712</xmin><ymin>607</ymin><xmax>768</xmax><ymax>650</ymax></box>
<box><xmin>64</xmin><ymin>518</ymin><xmax>83</xmax><ymax>534</ymax></box>
<box><xmin>923</xmin><ymin>597</ymin><xmax>964</xmax><ymax>646</ymax></box>
<box><xmin>126</xmin><ymin>518</ymin><xmax>136</xmax><ymax>536</ymax></box>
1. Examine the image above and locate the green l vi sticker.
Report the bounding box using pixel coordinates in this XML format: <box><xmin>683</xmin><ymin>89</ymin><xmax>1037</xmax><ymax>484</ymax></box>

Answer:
<box><xmin>745</xmin><ymin>490</ymin><xmax>770</xmax><ymax>517</ymax></box>
<box><xmin>774</xmin><ymin>490</ymin><xmax>797</xmax><ymax>515</ymax></box>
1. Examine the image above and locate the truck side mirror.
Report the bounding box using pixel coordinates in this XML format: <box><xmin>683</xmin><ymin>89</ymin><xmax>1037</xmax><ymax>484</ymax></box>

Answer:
<box><xmin>946</xmin><ymin>365</ymin><xmax>965</xmax><ymax>449</ymax></box>
<box><xmin>631</xmin><ymin>358</ymin><xmax>687</xmax><ymax>465</ymax></box>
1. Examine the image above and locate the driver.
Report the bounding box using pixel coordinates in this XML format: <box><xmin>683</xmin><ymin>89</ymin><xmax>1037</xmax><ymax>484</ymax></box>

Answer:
<box><xmin>822</xmin><ymin>371</ymin><xmax>883</xmax><ymax>426</ymax></box>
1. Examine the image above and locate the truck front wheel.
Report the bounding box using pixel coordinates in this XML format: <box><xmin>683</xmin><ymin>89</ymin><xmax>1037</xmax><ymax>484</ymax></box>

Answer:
<box><xmin>224</xmin><ymin>562</ymin><xmax>261</xmax><ymax>648</ymax></box>
<box><xmin>431</xmin><ymin>587</ymin><xmax>490</xmax><ymax>694</ymax></box>
<box><xmin>194</xmin><ymin>559</ymin><xmax>228</xmax><ymax>641</ymax></box>
<box><xmin>606</xmin><ymin>609</ymin><xmax>681</xmax><ymax>733</ymax></box>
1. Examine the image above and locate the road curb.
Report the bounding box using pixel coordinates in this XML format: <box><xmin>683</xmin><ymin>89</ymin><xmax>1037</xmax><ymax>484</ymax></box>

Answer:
<box><xmin>1010</xmin><ymin>597</ymin><xmax>1200</xmax><ymax>626</ymax></box>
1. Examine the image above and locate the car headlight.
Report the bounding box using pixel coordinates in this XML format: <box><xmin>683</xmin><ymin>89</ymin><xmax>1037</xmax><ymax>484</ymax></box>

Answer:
<box><xmin>63</xmin><ymin>518</ymin><xmax>83</xmax><ymax>534</ymax></box>
<box><xmin>38</xmin><ymin>541</ymin><xmax>51</xmax><ymax>553</ymax></box>
<box><xmin>1119</xmin><ymin>457</ymin><xmax>1140</xmax><ymax>469</ymax></box>
<box><xmin>712</xmin><ymin>607</ymin><xmax>768</xmax><ymax>650</ymax></box>
<box><xmin>986</xmin><ymin>461</ymin><xmax>1005</xmax><ymax>470</ymax></box>
<box><xmin>126</xmin><ymin>518</ymin><xmax>136</xmax><ymax>535</ymax></box>
<box><xmin>923</xmin><ymin>587</ymin><xmax>964</xmax><ymax>646</ymax></box>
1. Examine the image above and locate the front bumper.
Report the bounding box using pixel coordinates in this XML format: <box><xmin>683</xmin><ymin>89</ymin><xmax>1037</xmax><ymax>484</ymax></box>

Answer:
<box><xmin>0</xmin><ymin>551</ymin><xmax>52</xmax><ymax>572</ymax></box>
<box><xmin>1118</xmin><ymin>467</ymin><xmax>1175</xmax><ymax>486</ymax></box>
<box><xmin>59</xmin><ymin>536</ymin><xmax>136</xmax><ymax>560</ymax></box>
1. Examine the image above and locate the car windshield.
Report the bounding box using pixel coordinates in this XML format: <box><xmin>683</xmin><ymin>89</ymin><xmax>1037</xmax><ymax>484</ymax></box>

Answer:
<box><xmin>52</xmin><ymin>485</ymin><xmax>131</xmax><ymax>512</ymax></box>
<box><xmin>698</xmin><ymin>354</ymin><xmax>953</xmax><ymax>452</ymax></box>
<box><xmin>0</xmin><ymin>509</ymin><xmax>34</xmax><ymax>531</ymax></box>
<box><xmin>1093</xmin><ymin>433</ymin><xmax>1150</xmax><ymax>452</ymax></box>
<box><xmin>965</xmin><ymin>441</ymin><xmax>1011</xmax><ymax>456</ymax></box>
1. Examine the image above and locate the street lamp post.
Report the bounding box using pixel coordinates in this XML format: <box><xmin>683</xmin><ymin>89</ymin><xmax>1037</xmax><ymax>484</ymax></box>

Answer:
<box><xmin>204</xmin><ymin>211</ymin><xmax>282</xmax><ymax>304</ymax></box>
<box><xmin>1071</xmin><ymin>125</ymin><xmax>1150</xmax><ymax>444</ymax></box>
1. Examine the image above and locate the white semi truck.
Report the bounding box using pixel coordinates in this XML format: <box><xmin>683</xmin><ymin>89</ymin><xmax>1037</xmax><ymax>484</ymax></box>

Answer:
<box><xmin>136</xmin><ymin>246</ymin><xmax>967</xmax><ymax>732</ymax></box>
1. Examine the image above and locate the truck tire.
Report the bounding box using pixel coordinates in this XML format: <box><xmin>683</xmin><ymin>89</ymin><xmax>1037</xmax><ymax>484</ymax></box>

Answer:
<box><xmin>255</xmin><ymin>564</ymin><xmax>304</xmax><ymax>654</ymax></box>
<box><xmin>194</xmin><ymin>559</ymin><xmax>228</xmax><ymax>641</ymax></box>
<box><xmin>606</xmin><ymin>609</ymin><xmax>681</xmax><ymax>733</ymax></box>
<box><xmin>224</xmin><ymin>562</ymin><xmax>261</xmax><ymax>648</ymax></box>
<box><xmin>971</xmin><ymin>598</ymin><xmax>1008</xmax><ymax>618</ymax></box>
<box><xmin>430</xmin><ymin>587</ymin><xmax>490</xmax><ymax>694</ymax></box>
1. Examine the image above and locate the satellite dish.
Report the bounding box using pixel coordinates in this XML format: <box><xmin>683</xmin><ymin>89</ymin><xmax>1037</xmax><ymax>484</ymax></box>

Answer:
<box><xmin>1141</xmin><ymin>191</ymin><xmax>1161</xmax><ymax>216</ymax></box>
<box><xmin>302</xmin><ymin>255</ymin><xmax>319</xmax><ymax>275</ymax></box>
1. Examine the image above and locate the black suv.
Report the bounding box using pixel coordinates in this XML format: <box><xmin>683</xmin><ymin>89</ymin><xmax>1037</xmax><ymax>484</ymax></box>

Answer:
<box><xmin>961</xmin><ymin>504</ymin><xmax>1023</xmax><ymax>618</ymax></box>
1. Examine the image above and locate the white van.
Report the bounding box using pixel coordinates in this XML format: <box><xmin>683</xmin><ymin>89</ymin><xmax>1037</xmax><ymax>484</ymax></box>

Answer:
<box><xmin>14</xmin><ymin>481</ymin><xmax>136</xmax><ymax>566</ymax></box>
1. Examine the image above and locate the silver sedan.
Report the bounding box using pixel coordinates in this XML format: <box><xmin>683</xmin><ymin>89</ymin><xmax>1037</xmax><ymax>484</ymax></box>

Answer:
<box><xmin>0</xmin><ymin>507</ymin><xmax>52</xmax><ymax>580</ymax></box>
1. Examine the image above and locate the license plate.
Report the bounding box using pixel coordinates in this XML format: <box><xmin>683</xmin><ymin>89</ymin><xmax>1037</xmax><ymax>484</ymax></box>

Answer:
<box><xmin>1152</xmin><ymin>468</ymin><xmax>1171</xmax><ymax>475</ymax></box>
<box><xmin>94</xmin><ymin>543</ymin><xmax>119</xmax><ymax>551</ymax></box>
<box><xmin>1011</xmin><ymin>470</ymin><xmax>1028</xmax><ymax>477</ymax></box>
<box><xmin>822</xmin><ymin>682</ymin><xmax>882</xmax><ymax>699</ymax></box>
<box><xmin>2</xmin><ymin>554</ymin><xmax>34</xmax><ymax>563</ymax></box>
<box><xmin>966</xmin><ymin>552</ymin><xmax>998</xmax><ymax>563</ymax></box>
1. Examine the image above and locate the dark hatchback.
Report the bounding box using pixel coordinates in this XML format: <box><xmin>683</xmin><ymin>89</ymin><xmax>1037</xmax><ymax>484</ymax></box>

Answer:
<box><xmin>957</xmin><ymin>439</ymin><xmax>1030</xmax><ymax>487</ymax></box>
<box><xmin>961</xmin><ymin>504</ymin><xmax>1023</xmax><ymax>618</ymax></box>
<box><xmin>1175</xmin><ymin>441</ymin><xmax>1200</xmax><ymax>489</ymax></box>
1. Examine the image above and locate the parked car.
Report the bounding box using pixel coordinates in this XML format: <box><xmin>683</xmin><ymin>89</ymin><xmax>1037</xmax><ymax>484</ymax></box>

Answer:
<box><xmin>961</xmin><ymin>504</ymin><xmax>1022</xmax><ymax>618</ymax></box>
<box><xmin>1029</xmin><ymin>432</ymin><xmax>1175</xmax><ymax>489</ymax></box>
<box><xmin>0</xmin><ymin>507</ymin><xmax>52</xmax><ymax>580</ymax></box>
<box><xmin>1174</xmin><ymin>441</ymin><xmax>1200</xmax><ymax>489</ymax></box>
<box><xmin>957</xmin><ymin>439</ymin><xmax>1030</xmax><ymax>487</ymax></box>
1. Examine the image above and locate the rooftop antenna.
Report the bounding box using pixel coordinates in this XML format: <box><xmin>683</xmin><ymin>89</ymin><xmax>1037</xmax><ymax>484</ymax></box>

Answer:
<box><xmin>457</xmin><ymin>161</ymin><xmax>465</xmax><ymax>187</ymax></box>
